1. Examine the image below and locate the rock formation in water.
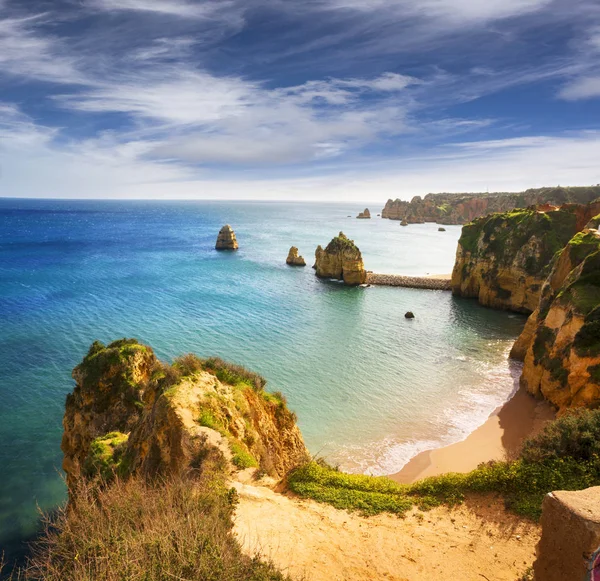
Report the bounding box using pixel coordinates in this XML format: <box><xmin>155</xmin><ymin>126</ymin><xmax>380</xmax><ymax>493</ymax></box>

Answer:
<box><xmin>451</xmin><ymin>203</ymin><xmax>600</xmax><ymax>313</ymax></box>
<box><xmin>381</xmin><ymin>186</ymin><xmax>600</xmax><ymax>225</ymax></box>
<box><xmin>215</xmin><ymin>225</ymin><xmax>239</xmax><ymax>250</ymax></box>
<box><xmin>62</xmin><ymin>339</ymin><xmax>308</xmax><ymax>487</ymax></box>
<box><xmin>314</xmin><ymin>232</ymin><xmax>366</xmax><ymax>285</ymax></box>
<box><xmin>438</xmin><ymin>227</ymin><xmax>446</xmax><ymax>232</ymax></box>
<box><xmin>357</xmin><ymin>208</ymin><xmax>371</xmax><ymax>219</ymax></box>
<box><xmin>512</xmin><ymin>224</ymin><xmax>600</xmax><ymax>411</ymax></box>
<box><xmin>286</xmin><ymin>246</ymin><xmax>306</xmax><ymax>267</ymax></box>
<box><xmin>400</xmin><ymin>218</ymin><xmax>408</xmax><ymax>226</ymax></box>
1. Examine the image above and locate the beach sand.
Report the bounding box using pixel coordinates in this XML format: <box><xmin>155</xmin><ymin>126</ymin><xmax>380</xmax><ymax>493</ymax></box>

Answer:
<box><xmin>391</xmin><ymin>386</ymin><xmax>556</xmax><ymax>484</ymax></box>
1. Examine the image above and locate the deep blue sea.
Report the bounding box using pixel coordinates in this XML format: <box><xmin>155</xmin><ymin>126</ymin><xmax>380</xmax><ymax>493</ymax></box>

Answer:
<box><xmin>0</xmin><ymin>198</ymin><xmax>526</xmax><ymax>560</ymax></box>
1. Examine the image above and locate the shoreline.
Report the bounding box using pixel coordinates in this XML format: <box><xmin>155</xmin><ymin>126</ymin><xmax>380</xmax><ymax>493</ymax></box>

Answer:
<box><xmin>390</xmin><ymin>386</ymin><xmax>555</xmax><ymax>484</ymax></box>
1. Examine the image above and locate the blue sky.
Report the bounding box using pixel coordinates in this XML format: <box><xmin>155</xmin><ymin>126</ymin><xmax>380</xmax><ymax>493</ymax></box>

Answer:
<box><xmin>0</xmin><ymin>0</ymin><xmax>599</xmax><ymax>200</ymax></box>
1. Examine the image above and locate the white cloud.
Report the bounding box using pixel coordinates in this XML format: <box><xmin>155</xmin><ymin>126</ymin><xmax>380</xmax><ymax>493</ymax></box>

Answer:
<box><xmin>1</xmin><ymin>103</ymin><xmax>599</xmax><ymax>201</ymax></box>
<box><xmin>0</xmin><ymin>14</ymin><xmax>83</xmax><ymax>84</ymax></box>
<box><xmin>53</xmin><ymin>72</ymin><xmax>412</xmax><ymax>165</ymax></box>
<box><xmin>324</xmin><ymin>0</ymin><xmax>551</xmax><ymax>23</ymax></box>
<box><xmin>88</xmin><ymin>0</ymin><xmax>230</xmax><ymax>18</ymax></box>
<box><xmin>559</xmin><ymin>76</ymin><xmax>600</xmax><ymax>100</ymax></box>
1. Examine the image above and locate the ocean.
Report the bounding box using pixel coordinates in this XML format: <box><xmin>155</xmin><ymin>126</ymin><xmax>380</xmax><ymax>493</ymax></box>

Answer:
<box><xmin>0</xmin><ymin>198</ymin><xmax>526</xmax><ymax>559</ymax></box>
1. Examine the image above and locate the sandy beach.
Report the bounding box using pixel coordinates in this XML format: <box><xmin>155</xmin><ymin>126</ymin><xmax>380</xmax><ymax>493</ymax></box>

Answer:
<box><xmin>391</xmin><ymin>386</ymin><xmax>556</xmax><ymax>484</ymax></box>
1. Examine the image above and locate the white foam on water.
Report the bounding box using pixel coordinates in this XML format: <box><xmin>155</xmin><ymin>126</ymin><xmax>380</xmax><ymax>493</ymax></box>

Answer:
<box><xmin>330</xmin><ymin>348</ymin><xmax>523</xmax><ymax>476</ymax></box>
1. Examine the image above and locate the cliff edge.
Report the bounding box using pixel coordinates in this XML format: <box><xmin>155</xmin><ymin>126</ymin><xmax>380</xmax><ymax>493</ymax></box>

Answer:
<box><xmin>451</xmin><ymin>204</ymin><xmax>600</xmax><ymax>313</ymax></box>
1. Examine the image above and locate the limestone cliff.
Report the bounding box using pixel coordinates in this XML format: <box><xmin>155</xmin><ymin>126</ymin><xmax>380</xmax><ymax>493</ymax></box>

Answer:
<box><xmin>286</xmin><ymin>246</ymin><xmax>306</xmax><ymax>266</ymax></box>
<box><xmin>314</xmin><ymin>232</ymin><xmax>366</xmax><ymax>285</ymax></box>
<box><xmin>451</xmin><ymin>206</ymin><xmax>592</xmax><ymax>313</ymax></box>
<box><xmin>62</xmin><ymin>339</ymin><xmax>308</xmax><ymax>487</ymax></box>
<box><xmin>514</xmin><ymin>226</ymin><xmax>600</xmax><ymax>411</ymax></box>
<box><xmin>382</xmin><ymin>186</ymin><xmax>600</xmax><ymax>225</ymax></box>
<box><xmin>215</xmin><ymin>224</ymin><xmax>239</xmax><ymax>250</ymax></box>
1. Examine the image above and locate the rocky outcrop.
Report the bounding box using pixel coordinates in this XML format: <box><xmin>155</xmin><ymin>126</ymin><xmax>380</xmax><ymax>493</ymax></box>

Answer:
<box><xmin>286</xmin><ymin>246</ymin><xmax>306</xmax><ymax>266</ymax></box>
<box><xmin>356</xmin><ymin>208</ymin><xmax>371</xmax><ymax>219</ymax></box>
<box><xmin>62</xmin><ymin>339</ymin><xmax>308</xmax><ymax>488</ymax></box>
<box><xmin>61</xmin><ymin>339</ymin><xmax>156</xmax><ymax>488</ymax></box>
<box><xmin>451</xmin><ymin>205</ymin><xmax>592</xmax><ymax>313</ymax></box>
<box><xmin>215</xmin><ymin>225</ymin><xmax>238</xmax><ymax>250</ymax></box>
<box><xmin>314</xmin><ymin>232</ymin><xmax>366</xmax><ymax>285</ymax></box>
<box><xmin>514</xmin><ymin>226</ymin><xmax>600</xmax><ymax>411</ymax></box>
<box><xmin>534</xmin><ymin>486</ymin><xmax>600</xmax><ymax>581</ymax></box>
<box><xmin>382</xmin><ymin>186</ymin><xmax>600</xmax><ymax>225</ymax></box>
<box><xmin>400</xmin><ymin>218</ymin><xmax>408</xmax><ymax>226</ymax></box>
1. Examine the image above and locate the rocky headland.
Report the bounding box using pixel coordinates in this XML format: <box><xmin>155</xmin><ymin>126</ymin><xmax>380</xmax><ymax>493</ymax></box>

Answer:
<box><xmin>314</xmin><ymin>232</ymin><xmax>366</xmax><ymax>285</ymax></box>
<box><xmin>215</xmin><ymin>224</ymin><xmax>239</xmax><ymax>250</ymax></box>
<box><xmin>62</xmin><ymin>339</ymin><xmax>307</xmax><ymax>487</ymax></box>
<box><xmin>286</xmin><ymin>246</ymin><xmax>306</xmax><ymax>266</ymax></box>
<box><xmin>451</xmin><ymin>202</ymin><xmax>600</xmax><ymax>313</ymax></box>
<box><xmin>382</xmin><ymin>185</ymin><xmax>600</xmax><ymax>225</ymax></box>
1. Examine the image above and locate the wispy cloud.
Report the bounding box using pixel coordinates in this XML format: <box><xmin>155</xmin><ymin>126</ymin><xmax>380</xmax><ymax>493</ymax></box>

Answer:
<box><xmin>0</xmin><ymin>13</ymin><xmax>83</xmax><ymax>84</ymax></box>
<box><xmin>323</xmin><ymin>0</ymin><xmax>552</xmax><ymax>23</ymax></box>
<box><xmin>88</xmin><ymin>0</ymin><xmax>232</xmax><ymax>19</ymax></box>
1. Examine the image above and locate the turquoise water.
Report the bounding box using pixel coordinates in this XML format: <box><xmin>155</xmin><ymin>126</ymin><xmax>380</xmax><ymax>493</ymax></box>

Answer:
<box><xmin>0</xmin><ymin>199</ymin><xmax>525</xmax><ymax>559</ymax></box>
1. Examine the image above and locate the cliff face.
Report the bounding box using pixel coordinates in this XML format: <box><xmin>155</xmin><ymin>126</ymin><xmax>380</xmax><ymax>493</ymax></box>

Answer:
<box><xmin>514</xmin><ymin>226</ymin><xmax>600</xmax><ymax>412</ymax></box>
<box><xmin>451</xmin><ymin>206</ymin><xmax>593</xmax><ymax>313</ymax></box>
<box><xmin>62</xmin><ymin>339</ymin><xmax>308</xmax><ymax>487</ymax></box>
<box><xmin>314</xmin><ymin>232</ymin><xmax>366</xmax><ymax>285</ymax></box>
<box><xmin>381</xmin><ymin>186</ymin><xmax>600</xmax><ymax>225</ymax></box>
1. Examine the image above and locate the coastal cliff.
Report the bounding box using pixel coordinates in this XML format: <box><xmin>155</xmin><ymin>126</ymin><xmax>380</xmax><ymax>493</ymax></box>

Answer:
<box><xmin>62</xmin><ymin>339</ymin><xmax>308</xmax><ymax>486</ymax></box>
<box><xmin>314</xmin><ymin>232</ymin><xmax>366</xmax><ymax>285</ymax></box>
<box><xmin>450</xmin><ymin>204</ymin><xmax>600</xmax><ymax>313</ymax></box>
<box><xmin>382</xmin><ymin>185</ymin><xmax>600</xmax><ymax>225</ymax></box>
<box><xmin>514</xmin><ymin>226</ymin><xmax>600</xmax><ymax>412</ymax></box>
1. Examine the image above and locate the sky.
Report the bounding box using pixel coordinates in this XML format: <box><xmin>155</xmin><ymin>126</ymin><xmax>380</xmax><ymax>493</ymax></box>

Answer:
<box><xmin>0</xmin><ymin>0</ymin><xmax>600</xmax><ymax>201</ymax></box>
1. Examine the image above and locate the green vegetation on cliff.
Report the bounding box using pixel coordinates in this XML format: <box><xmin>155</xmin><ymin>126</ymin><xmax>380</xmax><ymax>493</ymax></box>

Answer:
<box><xmin>324</xmin><ymin>232</ymin><xmax>360</xmax><ymax>254</ymax></box>
<box><xmin>289</xmin><ymin>409</ymin><xmax>600</xmax><ymax>521</ymax></box>
<box><xmin>458</xmin><ymin>208</ymin><xmax>577</xmax><ymax>275</ymax></box>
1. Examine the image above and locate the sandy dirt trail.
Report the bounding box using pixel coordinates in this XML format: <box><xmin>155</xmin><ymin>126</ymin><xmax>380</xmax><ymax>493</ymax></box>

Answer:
<box><xmin>233</xmin><ymin>481</ymin><xmax>539</xmax><ymax>581</ymax></box>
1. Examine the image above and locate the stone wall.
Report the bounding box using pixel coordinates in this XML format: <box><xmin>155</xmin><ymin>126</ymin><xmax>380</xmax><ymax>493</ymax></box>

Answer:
<box><xmin>366</xmin><ymin>273</ymin><xmax>451</xmax><ymax>290</ymax></box>
<box><xmin>534</xmin><ymin>486</ymin><xmax>600</xmax><ymax>581</ymax></box>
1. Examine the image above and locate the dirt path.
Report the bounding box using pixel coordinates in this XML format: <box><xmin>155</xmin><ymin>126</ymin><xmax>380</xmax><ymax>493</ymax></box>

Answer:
<box><xmin>233</xmin><ymin>481</ymin><xmax>539</xmax><ymax>581</ymax></box>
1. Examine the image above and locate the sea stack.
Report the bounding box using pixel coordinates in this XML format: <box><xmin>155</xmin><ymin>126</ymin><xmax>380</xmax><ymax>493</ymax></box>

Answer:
<box><xmin>400</xmin><ymin>218</ymin><xmax>408</xmax><ymax>226</ymax></box>
<box><xmin>357</xmin><ymin>208</ymin><xmax>371</xmax><ymax>219</ymax></box>
<box><xmin>438</xmin><ymin>227</ymin><xmax>446</xmax><ymax>232</ymax></box>
<box><xmin>286</xmin><ymin>246</ymin><xmax>306</xmax><ymax>266</ymax></box>
<box><xmin>215</xmin><ymin>225</ymin><xmax>238</xmax><ymax>250</ymax></box>
<box><xmin>314</xmin><ymin>232</ymin><xmax>366</xmax><ymax>285</ymax></box>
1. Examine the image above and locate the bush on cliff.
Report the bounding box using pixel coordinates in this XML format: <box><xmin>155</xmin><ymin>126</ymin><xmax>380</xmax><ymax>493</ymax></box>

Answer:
<box><xmin>22</xmin><ymin>458</ymin><xmax>287</xmax><ymax>581</ymax></box>
<box><xmin>288</xmin><ymin>409</ymin><xmax>600</xmax><ymax>521</ymax></box>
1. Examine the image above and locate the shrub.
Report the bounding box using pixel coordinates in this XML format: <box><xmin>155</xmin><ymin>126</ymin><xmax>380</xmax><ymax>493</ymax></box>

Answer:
<box><xmin>24</xmin><ymin>464</ymin><xmax>287</xmax><ymax>581</ymax></box>
<box><xmin>202</xmin><ymin>357</ymin><xmax>266</xmax><ymax>391</ymax></box>
<box><xmin>521</xmin><ymin>409</ymin><xmax>600</xmax><ymax>463</ymax></box>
